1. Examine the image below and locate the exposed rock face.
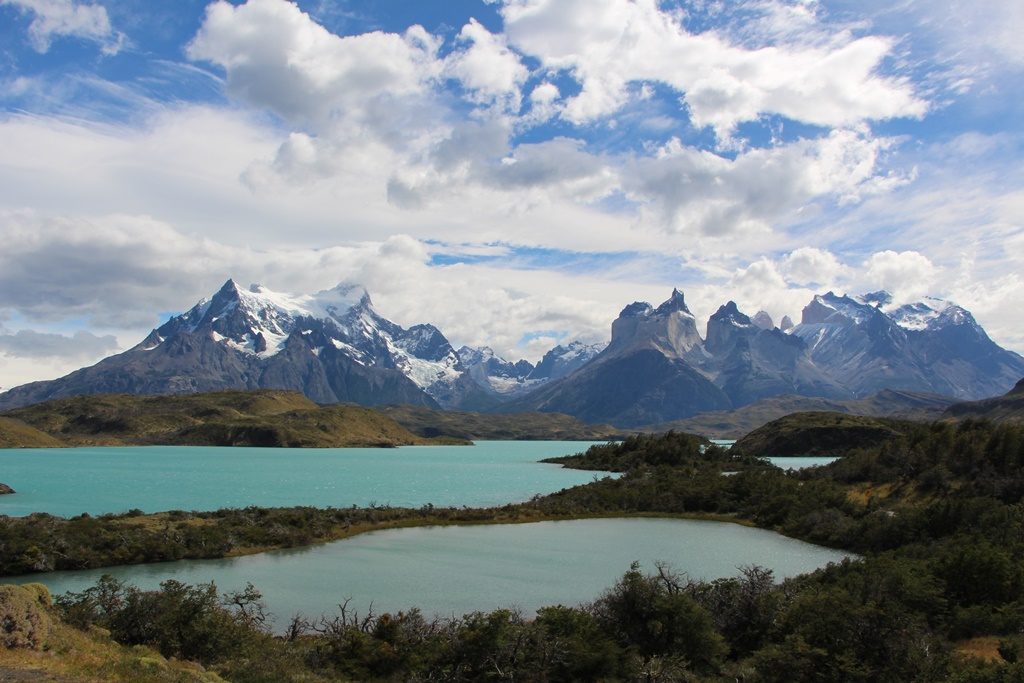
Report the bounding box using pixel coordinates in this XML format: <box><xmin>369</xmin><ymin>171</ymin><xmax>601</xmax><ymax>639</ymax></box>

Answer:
<box><xmin>0</xmin><ymin>482</ymin><xmax>14</xmax><ymax>494</ymax></box>
<box><xmin>607</xmin><ymin>289</ymin><xmax>704</xmax><ymax>359</ymax></box>
<box><xmin>693</xmin><ymin>301</ymin><xmax>844</xmax><ymax>407</ymax></box>
<box><xmin>511</xmin><ymin>289</ymin><xmax>1023</xmax><ymax>426</ymax></box>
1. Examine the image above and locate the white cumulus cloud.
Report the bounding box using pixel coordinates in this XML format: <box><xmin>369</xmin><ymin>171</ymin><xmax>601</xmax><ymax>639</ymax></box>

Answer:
<box><xmin>624</xmin><ymin>128</ymin><xmax>905</xmax><ymax>235</ymax></box>
<box><xmin>187</xmin><ymin>0</ymin><xmax>444</xmax><ymax>138</ymax></box>
<box><xmin>497</xmin><ymin>0</ymin><xmax>927</xmax><ymax>138</ymax></box>
<box><xmin>781</xmin><ymin>247</ymin><xmax>848</xmax><ymax>287</ymax></box>
<box><xmin>862</xmin><ymin>250</ymin><xmax>938</xmax><ymax>302</ymax></box>
<box><xmin>445</xmin><ymin>18</ymin><xmax>528</xmax><ymax>112</ymax></box>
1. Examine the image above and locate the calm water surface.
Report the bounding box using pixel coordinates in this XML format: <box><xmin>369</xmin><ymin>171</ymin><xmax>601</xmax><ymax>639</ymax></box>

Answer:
<box><xmin>767</xmin><ymin>456</ymin><xmax>840</xmax><ymax>469</ymax></box>
<box><xmin>0</xmin><ymin>441</ymin><xmax>609</xmax><ymax>517</ymax></box>
<box><xmin>13</xmin><ymin>517</ymin><xmax>853</xmax><ymax>629</ymax></box>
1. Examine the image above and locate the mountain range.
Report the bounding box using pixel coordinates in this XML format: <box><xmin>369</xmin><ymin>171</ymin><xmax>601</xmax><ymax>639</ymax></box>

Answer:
<box><xmin>1</xmin><ymin>280</ymin><xmax>1021</xmax><ymax>427</ymax></box>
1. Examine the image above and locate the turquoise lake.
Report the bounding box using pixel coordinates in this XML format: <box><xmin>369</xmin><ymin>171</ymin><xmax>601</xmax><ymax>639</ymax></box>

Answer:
<box><xmin>0</xmin><ymin>441</ymin><xmax>609</xmax><ymax>517</ymax></box>
<box><xmin>13</xmin><ymin>517</ymin><xmax>854</xmax><ymax>629</ymax></box>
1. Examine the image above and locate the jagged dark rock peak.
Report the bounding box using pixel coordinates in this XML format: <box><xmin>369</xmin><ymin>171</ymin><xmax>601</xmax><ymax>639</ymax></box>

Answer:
<box><xmin>507</xmin><ymin>290</ymin><xmax>729</xmax><ymax>425</ymax></box>
<box><xmin>860</xmin><ymin>290</ymin><xmax>893</xmax><ymax>307</ymax></box>
<box><xmin>2</xmin><ymin>282</ymin><xmax>1022</xmax><ymax>424</ymax></box>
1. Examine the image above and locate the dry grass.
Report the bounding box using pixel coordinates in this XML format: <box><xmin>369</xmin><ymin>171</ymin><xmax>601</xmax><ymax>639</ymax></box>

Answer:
<box><xmin>954</xmin><ymin>636</ymin><xmax>1005</xmax><ymax>663</ymax></box>
<box><xmin>0</xmin><ymin>417</ymin><xmax>65</xmax><ymax>449</ymax></box>
<box><xmin>845</xmin><ymin>482</ymin><xmax>896</xmax><ymax>507</ymax></box>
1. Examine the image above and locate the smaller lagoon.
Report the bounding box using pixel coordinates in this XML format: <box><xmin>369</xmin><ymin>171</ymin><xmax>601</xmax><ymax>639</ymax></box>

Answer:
<box><xmin>766</xmin><ymin>456</ymin><xmax>840</xmax><ymax>470</ymax></box>
<box><xmin>13</xmin><ymin>517</ymin><xmax>854</xmax><ymax>629</ymax></box>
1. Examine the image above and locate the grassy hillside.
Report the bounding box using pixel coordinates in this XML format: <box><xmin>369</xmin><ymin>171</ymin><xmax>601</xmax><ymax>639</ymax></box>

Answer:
<box><xmin>648</xmin><ymin>389</ymin><xmax>953</xmax><ymax>438</ymax></box>
<box><xmin>730</xmin><ymin>411</ymin><xmax>909</xmax><ymax>457</ymax></box>
<box><xmin>382</xmin><ymin>404</ymin><xmax>625</xmax><ymax>441</ymax></box>
<box><xmin>0</xmin><ymin>417</ymin><xmax>65</xmax><ymax>449</ymax></box>
<box><xmin>1</xmin><ymin>391</ymin><xmax>453</xmax><ymax>448</ymax></box>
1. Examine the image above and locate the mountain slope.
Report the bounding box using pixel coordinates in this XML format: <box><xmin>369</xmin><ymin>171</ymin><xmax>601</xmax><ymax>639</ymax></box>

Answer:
<box><xmin>943</xmin><ymin>377</ymin><xmax>1024</xmax><ymax>422</ymax></box>
<box><xmin>0</xmin><ymin>417</ymin><xmax>65</xmax><ymax>448</ymax></box>
<box><xmin>510</xmin><ymin>348</ymin><xmax>731</xmax><ymax>427</ymax></box>
<box><xmin>1</xmin><ymin>282</ymin><xmax>1020</xmax><ymax>421</ymax></box>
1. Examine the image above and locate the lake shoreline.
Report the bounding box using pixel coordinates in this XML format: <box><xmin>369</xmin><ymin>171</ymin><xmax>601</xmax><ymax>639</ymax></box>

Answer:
<box><xmin>0</xmin><ymin>435</ymin><xmax>850</xmax><ymax>579</ymax></box>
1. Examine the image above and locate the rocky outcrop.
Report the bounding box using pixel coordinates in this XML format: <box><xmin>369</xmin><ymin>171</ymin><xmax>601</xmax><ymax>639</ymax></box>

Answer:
<box><xmin>0</xmin><ymin>483</ymin><xmax>14</xmax><ymax>494</ymax></box>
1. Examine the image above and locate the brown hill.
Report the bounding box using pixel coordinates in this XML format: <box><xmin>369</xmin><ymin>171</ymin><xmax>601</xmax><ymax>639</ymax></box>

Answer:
<box><xmin>382</xmin><ymin>405</ymin><xmax>624</xmax><ymax>441</ymax></box>
<box><xmin>0</xmin><ymin>417</ymin><xmax>65</xmax><ymax>448</ymax></box>
<box><xmin>1</xmin><ymin>390</ymin><xmax>446</xmax><ymax>448</ymax></box>
<box><xmin>730</xmin><ymin>411</ymin><xmax>909</xmax><ymax>457</ymax></box>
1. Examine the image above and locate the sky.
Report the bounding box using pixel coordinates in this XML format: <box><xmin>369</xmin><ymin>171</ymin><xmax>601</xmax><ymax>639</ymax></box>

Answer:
<box><xmin>0</xmin><ymin>0</ymin><xmax>1022</xmax><ymax>389</ymax></box>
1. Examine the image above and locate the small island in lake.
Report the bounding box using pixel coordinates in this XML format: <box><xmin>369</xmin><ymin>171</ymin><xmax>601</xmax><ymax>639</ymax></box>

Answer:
<box><xmin>0</xmin><ymin>482</ymin><xmax>14</xmax><ymax>495</ymax></box>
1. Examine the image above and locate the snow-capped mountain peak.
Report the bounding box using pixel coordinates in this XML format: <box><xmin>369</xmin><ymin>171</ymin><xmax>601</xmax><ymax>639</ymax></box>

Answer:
<box><xmin>888</xmin><ymin>297</ymin><xmax>965</xmax><ymax>331</ymax></box>
<box><xmin>527</xmin><ymin>340</ymin><xmax>605</xmax><ymax>381</ymax></box>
